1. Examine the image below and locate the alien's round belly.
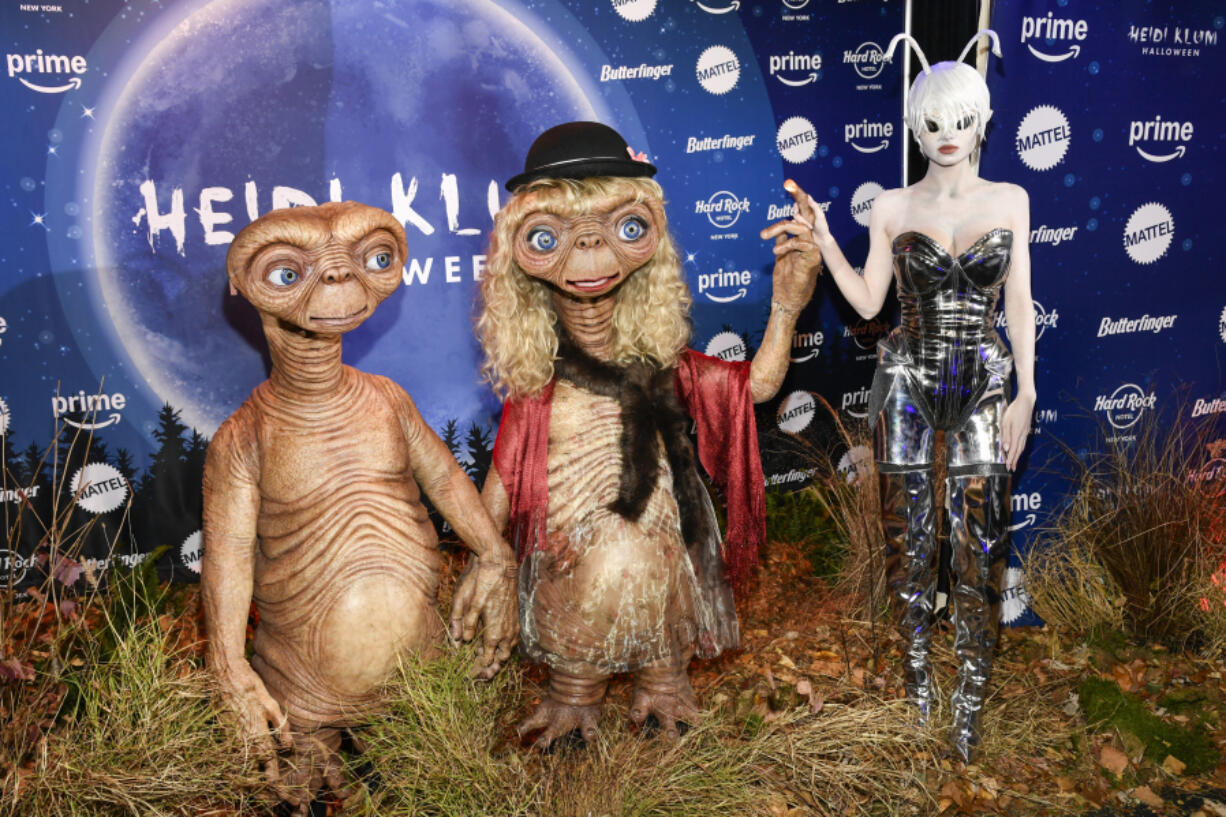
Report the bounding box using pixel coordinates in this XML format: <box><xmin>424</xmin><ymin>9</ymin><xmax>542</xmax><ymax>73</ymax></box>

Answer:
<box><xmin>315</xmin><ymin>572</ymin><xmax>439</xmax><ymax>698</ymax></box>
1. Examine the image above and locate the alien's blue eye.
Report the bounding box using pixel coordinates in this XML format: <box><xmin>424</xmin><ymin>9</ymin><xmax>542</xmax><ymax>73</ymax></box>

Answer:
<box><xmin>267</xmin><ymin>267</ymin><xmax>299</xmax><ymax>287</ymax></box>
<box><xmin>618</xmin><ymin>216</ymin><xmax>647</xmax><ymax>242</ymax></box>
<box><xmin>527</xmin><ymin>228</ymin><xmax>558</xmax><ymax>252</ymax></box>
<box><xmin>367</xmin><ymin>251</ymin><xmax>392</xmax><ymax>270</ymax></box>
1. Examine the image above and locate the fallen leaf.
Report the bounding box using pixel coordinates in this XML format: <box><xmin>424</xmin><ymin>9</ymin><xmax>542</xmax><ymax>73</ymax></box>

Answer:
<box><xmin>1132</xmin><ymin>786</ymin><xmax>1164</xmax><ymax>808</ymax></box>
<box><xmin>1162</xmin><ymin>754</ymin><xmax>1187</xmax><ymax>775</ymax></box>
<box><xmin>1200</xmin><ymin>799</ymin><xmax>1226</xmax><ymax>817</ymax></box>
<box><xmin>939</xmin><ymin>780</ymin><xmax>964</xmax><ymax>811</ymax></box>
<box><xmin>1098</xmin><ymin>744</ymin><xmax>1129</xmax><ymax>776</ymax></box>
<box><xmin>1055</xmin><ymin>775</ymin><xmax>1077</xmax><ymax>793</ymax></box>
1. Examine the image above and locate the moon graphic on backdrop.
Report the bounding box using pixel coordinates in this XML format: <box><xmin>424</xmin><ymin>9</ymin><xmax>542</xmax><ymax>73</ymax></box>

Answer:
<box><xmin>90</xmin><ymin>0</ymin><xmax>605</xmax><ymax>435</ymax></box>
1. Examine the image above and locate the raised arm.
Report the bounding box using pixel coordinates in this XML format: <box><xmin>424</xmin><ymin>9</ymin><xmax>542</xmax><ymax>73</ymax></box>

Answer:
<box><xmin>393</xmin><ymin>389</ymin><xmax>517</xmax><ymax>676</ymax></box>
<box><xmin>201</xmin><ymin>416</ymin><xmax>291</xmax><ymax>784</ymax></box>
<box><xmin>791</xmin><ymin>182</ymin><xmax>897</xmax><ymax>320</ymax></box>
<box><xmin>750</xmin><ymin>180</ymin><xmax>823</xmax><ymax>403</ymax></box>
<box><xmin>1000</xmin><ymin>184</ymin><xmax>1036</xmax><ymax>470</ymax></box>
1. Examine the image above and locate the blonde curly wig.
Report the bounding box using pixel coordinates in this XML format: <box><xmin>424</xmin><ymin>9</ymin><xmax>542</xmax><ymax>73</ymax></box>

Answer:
<box><xmin>477</xmin><ymin>176</ymin><xmax>692</xmax><ymax>400</ymax></box>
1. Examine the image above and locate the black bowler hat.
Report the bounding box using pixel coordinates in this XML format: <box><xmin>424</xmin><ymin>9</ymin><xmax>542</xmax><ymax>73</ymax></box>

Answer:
<box><xmin>505</xmin><ymin>121</ymin><xmax>658</xmax><ymax>192</ymax></box>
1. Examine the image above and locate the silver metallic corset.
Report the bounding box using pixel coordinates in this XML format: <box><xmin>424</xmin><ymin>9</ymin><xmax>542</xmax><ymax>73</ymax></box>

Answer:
<box><xmin>889</xmin><ymin>228</ymin><xmax>1013</xmax><ymax>429</ymax></box>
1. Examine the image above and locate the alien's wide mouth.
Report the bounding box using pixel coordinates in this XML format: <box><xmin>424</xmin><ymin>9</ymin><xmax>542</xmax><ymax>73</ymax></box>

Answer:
<box><xmin>565</xmin><ymin>272</ymin><xmax>621</xmax><ymax>294</ymax></box>
<box><xmin>309</xmin><ymin>305</ymin><xmax>369</xmax><ymax>324</ymax></box>
<box><xmin>938</xmin><ymin>145</ymin><xmax>960</xmax><ymax>155</ymax></box>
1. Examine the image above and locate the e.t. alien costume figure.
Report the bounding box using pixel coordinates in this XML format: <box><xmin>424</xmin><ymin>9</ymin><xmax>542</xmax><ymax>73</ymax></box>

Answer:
<box><xmin>460</xmin><ymin>122</ymin><xmax>822</xmax><ymax>747</ymax></box>
<box><xmin>202</xmin><ymin>202</ymin><xmax>517</xmax><ymax>810</ymax></box>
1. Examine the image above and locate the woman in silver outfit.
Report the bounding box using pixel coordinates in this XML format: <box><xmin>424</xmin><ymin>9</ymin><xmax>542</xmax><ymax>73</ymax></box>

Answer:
<box><xmin>764</xmin><ymin>31</ymin><xmax>1036</xmax><ymax>762</ymax></box>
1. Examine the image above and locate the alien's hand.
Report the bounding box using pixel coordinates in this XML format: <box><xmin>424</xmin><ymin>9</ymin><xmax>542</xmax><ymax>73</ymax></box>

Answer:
<box><xmin>216</xmin><ymin>662</ymin><xmax>292</xmax><ymax>785</ymax></box>
<box><xmin>762</xmin><ymin>179</ymin><xmax>823</xmax><ymax>313</ymax></box>
<box><xmin>449</xmin><ymin>546</ymin><xmax>519</xmax><ymax>679</ymax></box>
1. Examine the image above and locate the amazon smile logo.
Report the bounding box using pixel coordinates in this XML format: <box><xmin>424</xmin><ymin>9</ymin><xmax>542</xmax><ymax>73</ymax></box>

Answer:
<box><xmin>691</xmin><ymin>0</ymin><xmax>740</xmax><ymax>13</ymax></box>
<box><xmin>769</xmin><ymin>51</ymin><xmax>821</xmax><ymax>86</ymax></box>
<box><xmin>697</xmin><ymin>268</ymin><xmax>751</xmax><ymax>303</ymax></box>
<box><xmin>1009</xmin><ymin>490</ymin><xmax>1043</xmax><ymax>532</ymax></box>
<box><xmin>51</xmin><ymin>389</ymin><xmax>127</xmax><ymax>430</ymax></box>
<box><xmin>844</xmin><ymin>119</ymin><xmax>893</xmax><ymax>154</ymax></box>
<box><xmin>1020</xmin><ymin>12</ymin><xmax>1088</xmax><ymax>63</ymax></box>
<box><xmin>7</xmin><ymin>49</ymin><xmax>87</xmax><ymax>94</ymax></box>
<box><xmin>1129</xmin><ymin>115</ymin><xmax>1193</xmax><ymax>163</ymax></box>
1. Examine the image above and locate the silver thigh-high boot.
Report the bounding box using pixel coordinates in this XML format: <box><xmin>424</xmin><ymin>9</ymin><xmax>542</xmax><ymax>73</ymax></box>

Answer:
<box><xmin>880</xmin><ymin>466</ymin><xmax>939</xmax><ymax>722</ymax></box>
<box><xmin>947</xmin><ymin>470</ymin><xmax>1010</xmax><ymax>762</ymax></box>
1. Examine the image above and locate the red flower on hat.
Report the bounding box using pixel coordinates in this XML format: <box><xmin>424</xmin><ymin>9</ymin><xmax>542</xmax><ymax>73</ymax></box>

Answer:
<box><xmin>626</xmin><ymin>146</ymin><xmax>649</xmax><ymax>163</ymax></box>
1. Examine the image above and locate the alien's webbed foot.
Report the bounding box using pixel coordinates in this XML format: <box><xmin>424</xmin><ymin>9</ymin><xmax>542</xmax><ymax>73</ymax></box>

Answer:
<box><xmin>517</xmin><ymin>669</ymin><xmax>607</xmax><ymax>750</ymax></box>
<box><xmin>629</xmin><ymin>662</ymin><xmax>701</xmax><ymax>741</ymax></box>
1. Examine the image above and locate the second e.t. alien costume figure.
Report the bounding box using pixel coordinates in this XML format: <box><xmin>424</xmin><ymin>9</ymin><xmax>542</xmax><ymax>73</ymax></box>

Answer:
<box><xmin>785</xmin><ymin>31</ymin><xmax>1037</xmax><ymax>761</ymax></box>
<box><xmin>457</xmin><ymin>121</ymin><xmax>822</xmax><ymax>747</ymax></box>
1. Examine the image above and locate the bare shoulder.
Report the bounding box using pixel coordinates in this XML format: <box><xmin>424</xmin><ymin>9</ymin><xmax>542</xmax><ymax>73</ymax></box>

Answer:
<box><xmin>869</xmin><ymin>186</ymin><xmax>908</xmax><ymax>228</ymax></box>
<box><xmin>873</xmin><ymin>185</ymin><xmax>909</xmax><ymax>211</ymax></box>
<box><xmin>983</xmin><ymin>180</ymin><xmax>1029</xmax><ymax>209</ymax></box>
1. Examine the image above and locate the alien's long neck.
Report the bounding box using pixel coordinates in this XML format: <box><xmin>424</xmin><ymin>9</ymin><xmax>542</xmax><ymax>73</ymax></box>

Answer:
<box><xmin>553</xmin><ymin>291</ymin><xmax>616</xmax><ymax>361</ymax></box>
<box><xmin>264</xmin><ymin>316</ymin><xmax>346</xmax><ymax>398</ymax></box>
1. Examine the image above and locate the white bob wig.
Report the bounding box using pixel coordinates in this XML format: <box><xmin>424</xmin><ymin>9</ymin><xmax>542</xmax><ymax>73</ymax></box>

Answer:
<box><xmin>885</xmin><ymin>30</ymin><xmax>1001</xmax><ymax>146</ymax></box>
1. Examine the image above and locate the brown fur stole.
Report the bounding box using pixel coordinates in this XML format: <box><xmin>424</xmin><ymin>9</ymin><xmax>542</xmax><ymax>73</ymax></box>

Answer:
<box><xmin>554</xmin><ymin>333</ymin><xmax>715</xmax><ymax>550</ymax></box>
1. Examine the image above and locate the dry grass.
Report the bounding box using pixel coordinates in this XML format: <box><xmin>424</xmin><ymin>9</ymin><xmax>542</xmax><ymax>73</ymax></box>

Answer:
<box><xmin>796</xmin><ymin>397</ymin><xmax>887</xmax><ymax>617</ymax></box>
<box><xmin>351</xmin><ymin>645</ymin><xmax>947</xmax><ymax>817</ymax></box>
<box><xmin>4</xmin><ymin>613</ymin><xmax>264</xmax><ymax>817</ymax></box>
<box><xmin>2</xmin><ymin>419</ymin><xmax>267</xmax><ymax>816</ymax></box>
<box><xmin>1023</xmin><ymin>415</ymin><xmax>1226</xmax><ymax>654</ymax></box>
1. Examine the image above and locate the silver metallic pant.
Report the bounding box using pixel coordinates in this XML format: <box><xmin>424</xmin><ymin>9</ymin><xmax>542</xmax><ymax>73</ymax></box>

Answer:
<box><xmin>871</xmin><ymin>330</ymin><xmax>1011</xmax><ymax>762</ymax></box>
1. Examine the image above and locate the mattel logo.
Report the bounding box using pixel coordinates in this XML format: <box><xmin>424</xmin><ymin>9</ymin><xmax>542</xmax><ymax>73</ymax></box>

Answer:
<box><xmin>704</xmin><ymin>330</ymin><xmax>748</xmax><ymax>361</ymax></box>
<box><xmin>777</xmin><ymin>390</ymin><xmax>817</xmax><ymax>433</ymax></box>
<box><xmin>1123</xmin><ymin>202</ymin><xmax>1174</xmax><ymax>265</ymax></box>
<box><xmin>6</xmin><ymin>48</ymin><xmax>86</xmax><ymax>94</ymax></box>
<box><xmin>1016</xmin><ymin>105</ymin><xmax>1071</xmax><ymax>171</ymax></box>
<box><xmin>1128</xmin><ymin>115</ymin><xmax>1193</xmax><ymax>163</ymax></box>
<box><xmin>696</xmin><ymin>45</ymin><xmax>741</xmax><ymax>95</ymax></box>
<box><xmin>611</xmin><ymin>0</ymin><xmax>657</xmax><ymax>22</ymax></box>
<box><xmin>1020</xmin><ymin>13</ymin><xmax>1088</xmax><ymax>62</ymax></box>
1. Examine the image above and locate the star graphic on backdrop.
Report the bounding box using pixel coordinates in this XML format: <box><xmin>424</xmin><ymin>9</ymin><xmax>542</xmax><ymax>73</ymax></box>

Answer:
<box><xmin>685</xmin><ymin>251</ymin><xmax>697</xmax><ymax>265</ymax></box>
<box><xmin>47</xmin><ymin>145</ymin><xmax>59</xmax><ymax>157</ymax></box>
<box><xmin>81</xmin><ymin>105</ymin><xmax>96</xmax><ymax>119</ymax></box>
<box><xmin>30</xmin><ymin>212</ymin><xmax>50</xmax><ymax>231</ymax></box>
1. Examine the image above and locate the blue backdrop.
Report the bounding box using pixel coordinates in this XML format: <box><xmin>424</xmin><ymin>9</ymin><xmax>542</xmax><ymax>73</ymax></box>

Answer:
<box><xmin>0</xmin><ymin>0</ymin><xmax>905</xmax><ymax>587</ymax></box>
<box><xmin>4</xmin><ymin>0</ymin><xmax>1220</xmax><ymax>629</ymax></box>
<box><xmin>977</xmin><ymin>0</ymin><xmax>1226</xmax><ymax>625</ymax></box>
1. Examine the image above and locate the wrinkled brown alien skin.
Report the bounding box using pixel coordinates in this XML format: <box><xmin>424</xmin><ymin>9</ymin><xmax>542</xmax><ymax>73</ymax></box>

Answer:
<box><xmin>461</xmin><ymin>183</ymin><xmax>822</xmax><ymax>747</ymax></box>
<box><xmin>201</xmin><ymin>201</ymin><xmax>518</xmax><ymax>811</ymax></box>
